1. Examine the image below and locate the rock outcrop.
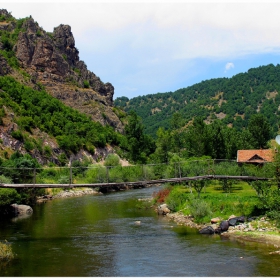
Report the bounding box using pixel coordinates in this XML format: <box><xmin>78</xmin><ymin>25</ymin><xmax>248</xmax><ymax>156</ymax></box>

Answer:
<box><xmin>0</xmin><ymin>9</ymin><xmax>123</xmax><ymax>132</ymax></box>
<box><xmin>157</xmin><ymin>204</ymin><xmax>171</xmax><ymax>215</ymax></box>
<box><xmin>10</xmin><ymin>204</ymin><xmax>33</xmax><ymax>216</ymax></box>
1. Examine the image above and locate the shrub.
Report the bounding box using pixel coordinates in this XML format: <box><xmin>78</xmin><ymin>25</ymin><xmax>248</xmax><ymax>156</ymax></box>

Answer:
<box><xmin>86</xmin><ymin>165</ymin><xmax>107</xmax><ymax>183</ymax></box>
<box><xmin>0</xmin><ymin>188</ymin><xmax>20</xmax><ymax>207</ymax></box>
<box><xmin>24</xmin><ymin>140</ymin><xmax>34</xmax><ymax>151</ymax></box>
<box><xmin>188</xmin><ymin>198</ymin><xmax>212</xmax><ymax>222</ymax></box>
<box><xmin>104</xmin><ymin>154</ymin><xmax>120</xmax><ymax>167</ymax></box>
<box><xmin>43</xmin><ymin>145</ymin><xmax>52</xmax><ymax>157</ymax></box>
<box><xmin>152</xmin><ymin>187</ymin><xmax>171</xmax><ymax>203</ymax></box>
<box><xmin>0</xmin><ymin>241</ymin><xmax>14</xmax><ymax>261</ymax></box>
<box><xmin>11</xmin><ymin>130</ymin><xmax>23</xmax><ymax>141</ymax></box>
<box><xmin>58</xmin><ymin>153</ymin><xmax>68</xmax><ymax>166</ymax></box>
<box><xmin>83</xmin><ymin>80</ymin><xmax>90</xmax><ymax>88</ymax></box>
<box><xmin>57</xmin><ymin>175</ymin><xmax>70</xmax><ymax>184</ymax></box>
<box><xmin>0</xmin><ymin>175</ymin><xmax>12</xmax><ymax>184</ymax></box>
<box><xmin>165</xmin><ymin>186</ymin><xmax>188</xmax><ymax>212</ymax></box>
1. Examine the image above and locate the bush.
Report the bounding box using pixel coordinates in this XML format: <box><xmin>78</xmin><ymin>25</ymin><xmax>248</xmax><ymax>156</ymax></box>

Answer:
<box><xmin>11</xmin><ymin>130</ymin><xmax>23</xmax><ymax>141</ymax></box>
<box><xmin>165</xmin><ymin>186</ymin><xmax>188</xmax><ymax>212</ymax></box>
<box><xmin>86</xmin><ymin>165</ymin><xmax>107</xmax><ymax>183</ymax></box>
<box><xmin>57</xmin><ymin>175</ymin><xmax>70</xmax><ymax>184</ymax></box>
<box><xmin>152</xmin><ymin>187</ymin><xmax>171</xmax><ymax>203</ymax></box>
<box><xmin>0</xmin><ymin>175</ymin><xmax>12</xmax><ymax>184</ymax></box>
<box><xmin>83</xmin><ymin>80</ymin><xmax>90</xmax><ymax>88</ymax></box>
<box><xmin>188</xmin><ymin>197</ymin><xmax>212</xmax><ymax>222</ymax></box>
<box><xmin>0</xmin><ymin>241</ymin><xmax>14</xmax><ymax>261</ymax></box>
<box><xmin>104</xmin><ymin>154</ymin><xmax>120</xmax><ymax>167</ymax></box>
<box><xmin>43</xmin><ymin>145</ymin><xmax>52</xmax><ymax>157</ymax></box>
<box><xmin>0</xmin><ymin>188</ymin><xmax>20</xmax><ymax>207</ymax></box>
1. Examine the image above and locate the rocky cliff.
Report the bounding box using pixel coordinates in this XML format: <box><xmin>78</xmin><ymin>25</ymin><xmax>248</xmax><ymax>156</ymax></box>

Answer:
<box><xmin>0</xmin><ymin>9</ymin><xmax>123</xmax><ymax>132</ymax></box>
<box><xmin>0</xmin><ymin>9</ymin><xmax>126</xmax><ymax>165</ymax></box>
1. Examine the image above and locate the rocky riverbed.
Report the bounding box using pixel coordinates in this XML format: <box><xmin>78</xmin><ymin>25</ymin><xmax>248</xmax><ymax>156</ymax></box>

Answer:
<box><xmin>36</xmin><ymin>187</ymin><xmax>101</xmax><ymax>203</ymax></box>
<box><xmin>157</xmin><ymin>205</ymin><xmax>280</xmax><ymax>252</ymax></box>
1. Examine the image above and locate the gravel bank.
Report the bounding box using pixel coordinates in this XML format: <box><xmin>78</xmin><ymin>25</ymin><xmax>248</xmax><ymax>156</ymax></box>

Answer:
<box><xmin>165</xmin><ymin>211</ymin><xmax>280</xmax><ymax>251</ymax></box>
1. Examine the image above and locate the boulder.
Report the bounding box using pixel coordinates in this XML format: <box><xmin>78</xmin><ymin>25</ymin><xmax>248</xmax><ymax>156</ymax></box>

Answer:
<box><xmin>228</xmin><ymin>216</ymin><xmax>246</xmax><ymax>226</ymax></box>
<box><xmin>228</xmin><ymin>217</ymin><xmax>238</xmax><ymax>226</ymax></box>
<box><xmin>237</xmin><ymin>216</ymin><xmax>245</xmax><ymax>223</ymax></box>
<box><xmin>10</xmin><ymin>204</ymin><xmax>33</xmax><ymax>216</ymax></box>
<box><xmin>228</xmin><ymin>215</ymin><xmax>236</xmax><ymax>220</ymax></box>
<box><xmin>214</xmin><ymin>227</ymin><xmax>222</xmax><ymax>234</ymax></box>
<box><xmin>211</xmin><ymin>217</ymin><xmax>221</xmax><ymax>224</ymax></box>
<box><xmin>199</xmin><ymin>226</ymin><xmax>215</xmax><ymax>235</ymax></box>
<box><xmin>219</xmin><ymin>220</ymin><xmax>229</xmax><ymax>232</ymax></box>
<box><xmin>157</xmin><ymin>204</ymin><xmax>171</xmax><ymax>215</ymax></box>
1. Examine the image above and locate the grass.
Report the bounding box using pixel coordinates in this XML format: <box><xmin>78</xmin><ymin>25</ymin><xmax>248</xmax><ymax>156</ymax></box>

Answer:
<box><xmin>159</xmin><ymin>180</ymin><xmax>263</xmax><ymax>224</ymax></box>
<box><xmin>0</xmin><ymin>241</ymin><xmax>14</xmax><ymax>261</ymax></box>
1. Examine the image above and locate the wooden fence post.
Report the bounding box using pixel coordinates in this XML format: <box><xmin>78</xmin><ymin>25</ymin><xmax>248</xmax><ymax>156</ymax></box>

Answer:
<box><xmin>33</xmin><ymin>168</ymin><xmax>36</xmax><ymax>185</ymax></box>
<box><xmin>179</xmin><ymin>162</ymin><xmax>181</xmax><ymax>178</ymax></box>
<box><xmin>70</xmin><ymin>160</ymin><xmax>72</xmax><ymax>185</ymax></box>
<box><xmin>106</xmin><ymin>166</ymin><xmax>109</xmax><ymax>183</ymax></box>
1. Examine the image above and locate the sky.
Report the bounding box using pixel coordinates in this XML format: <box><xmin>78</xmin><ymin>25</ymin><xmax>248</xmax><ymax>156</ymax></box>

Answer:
<box><xmin>1</xmin><ymin>1</ymin><xmax>280</xmax><ymax>100</ymax></box>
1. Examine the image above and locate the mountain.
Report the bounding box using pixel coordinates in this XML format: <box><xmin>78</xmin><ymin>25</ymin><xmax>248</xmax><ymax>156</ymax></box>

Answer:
<box><xmin>0</xmin><ymin>9</ymin><xmax>126</xmax><ymax>164</ymax></box>
<box><xmin>115</xmin><ymin>64</ymin><xmax>280</xmax><ymax>137</ymax></box>
<box><xmin>0</xmin><ymin>9</ymin><xmax>123</xmax><ymax>131</ymax></box>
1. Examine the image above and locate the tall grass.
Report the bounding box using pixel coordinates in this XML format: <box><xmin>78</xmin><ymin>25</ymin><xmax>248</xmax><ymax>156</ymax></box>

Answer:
<box><xmin>0</xmin><ymin>241</ymin><xmax>14</xmax><ymax>261</ymax></box>
<box><xmin>154</xmin><ymin>180</ymin><xmax>261</xmax><ymax>223</ymax></box>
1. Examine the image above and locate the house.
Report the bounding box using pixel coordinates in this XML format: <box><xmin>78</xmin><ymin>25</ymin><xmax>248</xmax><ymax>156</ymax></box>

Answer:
<box><xmin>237</xmin><ymin>149</ymin><xmax>275</xmax><ymax>165</ymax></box>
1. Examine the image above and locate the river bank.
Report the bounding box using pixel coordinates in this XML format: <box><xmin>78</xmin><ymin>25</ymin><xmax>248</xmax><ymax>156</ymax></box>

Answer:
<box><xmin>36</xmin><ymin>187</ymin><xmax>101</xmax><ymax>202</ymax></box>
<box><xmin>166</xmin><ymin>211</ymin><xmax>280</xmax><ymax>252</ymax></box>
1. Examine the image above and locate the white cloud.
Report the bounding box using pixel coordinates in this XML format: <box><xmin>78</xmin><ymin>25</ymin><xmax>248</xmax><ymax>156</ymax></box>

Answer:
<box><xmin>225</xmin><ymin>62</ymin><xmax>234</xmax><ymax>72</ymax></box>
<box><xmin>3</xmin><ymin>2</ymin><xmax>280</xmax><ymax>59</ymax></box>
<box><xmin>2</xmin><ymin>1</ymin><xmax>280</xmax><ymax>97</ymax></box>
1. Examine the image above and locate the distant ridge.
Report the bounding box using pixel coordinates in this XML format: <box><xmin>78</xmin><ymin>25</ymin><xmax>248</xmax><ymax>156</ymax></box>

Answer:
<box><xmin>115</xmin><ymin>64</ymin><xmax>280</xmax><ymax>136</ymax></box>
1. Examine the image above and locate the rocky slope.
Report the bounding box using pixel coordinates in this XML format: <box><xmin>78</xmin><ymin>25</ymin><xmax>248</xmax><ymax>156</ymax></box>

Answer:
<box><xmin>0</xmin><ymin>9</ymin><xmax>123</xmax><ymax>132</ymax></box>
<box><xmin>0</xmin><ymin>9</ymin><xmax>127</xmax><ymax>164</ymax></box>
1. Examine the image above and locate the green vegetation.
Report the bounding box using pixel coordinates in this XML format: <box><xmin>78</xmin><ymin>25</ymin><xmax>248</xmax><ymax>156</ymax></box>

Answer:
<box><xmin>0</xmin><ymin>76</ymin><xmax>125</xmax><ymax>155</ymax></box>
<box><xmin>155</xmin><ymin>181</ymin><xmax>261</xmax><ymax>224</ymax></box>
<box><xmin>0</xmin><ymin>10</ymin><xmax>280</xmax><ymax>227</ymax></box>
<box><xmin>115</xmin><ymin>64</ymin><xmax>280</xmax><ymax>137</ymax></box>
<box><xmin>0</xmin><ymin>15</ymin><xmax>29</xmax><ymax>69</ymax></box>
<box><xmin>151</xmin><ymin>150</ymin><xmax>280</xmax><ymax>226</ymax></box>
<box><xmin>0</xmin><ymin>241</ymin><xmax>14</xmax><ymax>262</ymax></box>
<box><xmin>83</xmin><ymin>80</ymin><xmax>90</xmax><ymax>88</ymax></box>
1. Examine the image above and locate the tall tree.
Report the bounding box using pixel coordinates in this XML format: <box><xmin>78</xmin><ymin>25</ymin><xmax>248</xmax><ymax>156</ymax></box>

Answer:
<box><xmin>248</xmin><ymin>114</ymin><xmax>271</xmax><ymax>148</ymax></box>
<box><xmin>124</xmin><ymin>111</ymin><xmax>155</xmax><ymax>163</ymax></box>
<box><xmin>186</xmin><ymin>117</ymin><xmax>207</xmax><ymax>157</ymax></box>
<box><xmin>154</xmin><ymin>127</ymin><xmax>171</xmax><ymax>164</ymax></box>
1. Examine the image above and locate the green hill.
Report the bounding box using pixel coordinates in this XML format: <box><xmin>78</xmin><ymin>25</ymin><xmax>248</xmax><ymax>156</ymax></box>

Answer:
<box><xmin>115</xmin><ymin>64</ymin><xmax>280</xmax><ymax>137</ymax></box>
<box><xmin>0</xmin><ymin>9</ymin><xmax>127</xmax><ymax>164</ymax></box>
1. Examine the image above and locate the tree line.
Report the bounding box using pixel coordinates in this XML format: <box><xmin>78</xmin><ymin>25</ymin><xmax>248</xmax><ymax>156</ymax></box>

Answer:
<box><xmin>115</xmin><ymin>64</ymin><xmax>280</xmax><ymax>137</ymax></box>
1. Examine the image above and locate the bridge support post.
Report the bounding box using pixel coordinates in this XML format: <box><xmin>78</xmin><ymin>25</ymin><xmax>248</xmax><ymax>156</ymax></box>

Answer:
<box><xmin>33</xmin><ymin>168</ymin><xmax>36</xmax><ymax>185</ymax></box>
<box><xmin>179</xmin><ymin>162</ymin><xmax>181</xmax><ymax>178</ymax></box>
<box><xmin>106</xmin><ymin>166</ymin><xmax>109</xmax><ymax>183</ymax></box>
<box><xmin>70</xmin><ymin>161</ymin><xmax>72</xmax><ymax>185</ymax></box>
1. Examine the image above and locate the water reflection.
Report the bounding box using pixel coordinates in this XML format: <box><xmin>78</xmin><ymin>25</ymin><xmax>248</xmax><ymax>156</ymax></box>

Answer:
<box><xmin>0</xmin><ymin>186</ymin><xmax>280</xmax><ymax>276</ymax></box>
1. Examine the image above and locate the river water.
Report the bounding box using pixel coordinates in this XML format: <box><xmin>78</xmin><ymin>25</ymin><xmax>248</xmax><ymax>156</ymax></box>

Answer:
<box><xmin>0</xmin><ymin>185</ymin><xmax>280</xmax><ymax>277</ymax></box>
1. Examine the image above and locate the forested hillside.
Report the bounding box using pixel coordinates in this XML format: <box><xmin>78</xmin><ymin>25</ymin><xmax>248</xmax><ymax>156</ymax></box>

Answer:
<box><xmin>0</xmin><ymin>9</ymin><xmax>128</xmax><ymax>165</ymax></box>
<box><xmin>115</xmin><ymin>64</ymin><xmax>280</xmax><ymax>137</ymax></box>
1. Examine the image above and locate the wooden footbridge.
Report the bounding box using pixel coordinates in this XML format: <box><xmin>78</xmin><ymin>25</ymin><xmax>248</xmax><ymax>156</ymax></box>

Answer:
<box><xmin>0</xmin><ymin>175</ymin><xmax>270</xmax><ymax>192</ymax></box>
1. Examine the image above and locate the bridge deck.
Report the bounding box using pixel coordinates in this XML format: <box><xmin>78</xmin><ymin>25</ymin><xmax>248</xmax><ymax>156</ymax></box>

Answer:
<box><xmin>0</xmin><ymin>175</ymin><xmax>270</xmax><ymax>189</ymax></box>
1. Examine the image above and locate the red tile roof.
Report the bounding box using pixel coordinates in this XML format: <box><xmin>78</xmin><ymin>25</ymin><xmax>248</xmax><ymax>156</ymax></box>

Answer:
<box><xmin>237</xmin><ymin>149</ymin><xmax>274</xmax><ymax>163</ymax></box>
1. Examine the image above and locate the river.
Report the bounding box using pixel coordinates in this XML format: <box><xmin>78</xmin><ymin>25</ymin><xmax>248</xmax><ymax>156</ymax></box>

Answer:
<box><xmin>0</xmin><ymin>185</ymin><xmax>280</xmax><ymax>277</ymax></box>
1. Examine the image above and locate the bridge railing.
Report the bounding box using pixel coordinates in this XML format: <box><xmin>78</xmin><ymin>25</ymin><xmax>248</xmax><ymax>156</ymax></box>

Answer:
<box><xmin>0</xmin><ymin>159</ymin><xmax>276</xmax><ymax>186</ymax></box>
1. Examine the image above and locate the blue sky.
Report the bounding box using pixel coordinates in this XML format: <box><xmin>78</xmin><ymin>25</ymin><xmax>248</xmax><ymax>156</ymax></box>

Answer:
<box><xmin>2</xmin><ymin>1</ymin><xmax>280</xmax><ymax>99</ymax></box>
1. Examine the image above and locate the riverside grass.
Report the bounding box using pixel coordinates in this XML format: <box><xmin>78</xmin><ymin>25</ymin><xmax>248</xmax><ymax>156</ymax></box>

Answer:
<box><xmin>0</xmin><ymin>241</ymin><xmax>14</xmax><ymax>261</ymax></box>
<box><xmin>164</xmin><ymin>180</ymin><xmax>261</xmax><ymax>224</ymax></box>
